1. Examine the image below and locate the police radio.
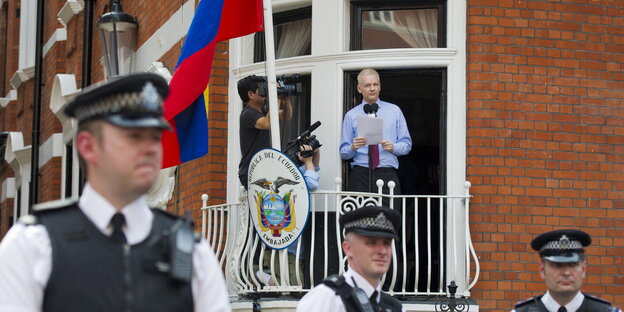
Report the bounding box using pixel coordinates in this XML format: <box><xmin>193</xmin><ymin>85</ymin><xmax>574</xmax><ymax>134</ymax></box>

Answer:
<box><xmin>169</xmin><ymin>219</ymin><xmax>195</xmax><ymax>282</ymax></box>
<box><xmin>350</xmin><ymin>277</ymin><xmax>376</xmax><ymax>312</ymax></box>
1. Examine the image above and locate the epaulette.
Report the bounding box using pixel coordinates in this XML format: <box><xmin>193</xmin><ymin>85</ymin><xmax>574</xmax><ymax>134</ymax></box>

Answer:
<box><xmin>323</xmin><ymin>274</ymin><xmax>346</xmax><ymax>291</ymax></box>
<box><xmin>33</xmin><ymin>198</ymin><xmax>78</xmax><ymax>212</ymax></box>
<box><xmin>583</xmin><ymin>292</ymin><xmax>611</xmax><ymax>305</ymax></box>
<box><xmin>514</xmin><ymin>296</ymin><xmax>541</xmax><ymax>308</ymax></box>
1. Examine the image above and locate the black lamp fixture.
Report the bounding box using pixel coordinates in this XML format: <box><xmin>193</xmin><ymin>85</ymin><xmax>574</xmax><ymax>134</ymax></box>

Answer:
<box><xmin>435</xmin><ymin>281</ymin><xmax>470</xmax><ymax>312</ymax></box>
<box><xmin>97</xmin><ymin>0</ymin><xmax>137</xmax><ymax>79</ymax></box>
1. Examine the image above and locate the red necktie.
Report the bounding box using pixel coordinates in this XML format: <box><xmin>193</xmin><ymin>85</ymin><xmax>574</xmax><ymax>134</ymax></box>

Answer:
<box><xmin>369</xmin><ymin>112</ymin><xmax>380</xmax><ymax>169</ymax></box>
<box><xmin>369</xmin><ymin>144</ymin><xmax>379</xmax><ymax>169</ymax></box>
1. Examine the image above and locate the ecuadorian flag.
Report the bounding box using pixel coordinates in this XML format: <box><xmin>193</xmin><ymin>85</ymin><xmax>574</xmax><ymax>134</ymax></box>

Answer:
<box><xmin>162</xmin><ymin>0</ymin><xmax>263</xmax><ymax>168</ymax></box>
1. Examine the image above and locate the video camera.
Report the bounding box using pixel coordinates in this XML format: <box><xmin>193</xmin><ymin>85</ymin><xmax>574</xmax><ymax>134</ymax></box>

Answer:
<box><xmin>283</xmin><ymin>121</ymin><xmax>322</xmax><ymax>163</ymax></box>
<box><xmin>258</xmin><ymin>74</ymin><xmax>303</xmax><ymax>97</ymax></box>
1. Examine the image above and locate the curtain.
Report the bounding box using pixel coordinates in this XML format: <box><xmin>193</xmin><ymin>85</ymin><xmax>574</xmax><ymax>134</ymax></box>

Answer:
<box><xmin>275</xmin><ymin>19</ymin><xmax>312</xmax><ymax>59</ymax></box>
<box><xmin>381</xmin><ymin>9</ymin><xmax>437</xmax><ymax>48</ymax></box>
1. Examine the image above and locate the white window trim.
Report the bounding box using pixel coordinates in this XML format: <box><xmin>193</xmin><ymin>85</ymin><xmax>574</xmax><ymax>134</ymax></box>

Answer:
<box><xmin>4</xmin><ymin>132</ymin><xmax>31</xmax><ymax>219</ymax></box>
<box><xmin>50</xmin><ymin>74</ymin><xmax>80</xmax><ymax>200</ymax></box>
<box><xmin>1</xmin><ymin>178</ymin><xmax>15</xmax><ymax>202</ymax></box>
<box><xmin>133</xmin><ymin>0</ymin><xmax>195</xmax><ymax>72</ymax></box>
<box><xmin>0</xmin><ymin>89</ymin><xmax>17</xmax><ymax>108</ymax></box>
<box><xmin>227</xmin><ymin>0</ymin><xmax>469</xmax><ymax>295</ymax></box>
<box><xmin>18</xmin><ymin>0</ymin><xmax>37</xmax><ymax>70</ymax></box>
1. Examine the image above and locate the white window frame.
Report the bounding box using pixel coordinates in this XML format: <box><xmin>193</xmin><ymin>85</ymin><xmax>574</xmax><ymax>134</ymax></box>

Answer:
<box><xmin>4</xmin><ymin>132</ymin><xmax>31</xmax><ymax>220</ymax></box>
<box><xmin>227</xmin><ymin>0</ymin><xmax>468</xmax><ymax>295</ymax></box>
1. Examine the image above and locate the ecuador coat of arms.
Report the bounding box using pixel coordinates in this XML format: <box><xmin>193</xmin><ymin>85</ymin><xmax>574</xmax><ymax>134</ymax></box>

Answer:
<box><xmin>247</xmin><ymin>149</ymin><xmax>310</xmax><ymax>249</ymax></box>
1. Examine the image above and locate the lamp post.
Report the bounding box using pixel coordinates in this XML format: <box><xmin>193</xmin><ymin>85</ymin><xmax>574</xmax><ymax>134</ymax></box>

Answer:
<box><xmin>97</xmin><ymin>0</ymin><xmax>137</xmax><ymax>79</ymax></box>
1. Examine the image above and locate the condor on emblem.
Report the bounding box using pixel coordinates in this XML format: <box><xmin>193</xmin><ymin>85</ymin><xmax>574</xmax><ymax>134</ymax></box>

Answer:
<box><xmin>247</xmin><ymin>148</ymin><xmax>310</xmax><ymax>250</ymax></box>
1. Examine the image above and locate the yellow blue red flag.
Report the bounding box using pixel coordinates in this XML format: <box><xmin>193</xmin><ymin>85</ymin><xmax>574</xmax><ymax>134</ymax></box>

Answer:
<box><xmin>162</xmin><ymin>0</ymin><xmax>263</xmax><ymax>167</ymax></box>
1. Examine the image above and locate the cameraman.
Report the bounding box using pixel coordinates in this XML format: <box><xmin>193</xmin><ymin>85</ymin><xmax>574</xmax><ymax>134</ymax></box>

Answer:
<box><xmin>297</xmin><ymin>144</ymin><xmax>320</xmax><ymax>191</ymax></box>
<box><xmin>238</xmin><ymin>75</ymin><xmax>292</xmax><ymax>189</ymax></box>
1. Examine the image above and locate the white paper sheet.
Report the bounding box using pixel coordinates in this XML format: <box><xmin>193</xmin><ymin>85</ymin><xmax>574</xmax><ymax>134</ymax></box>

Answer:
<box><xmin>356</xmin><ymin>115</ymin><xmax>383</xmax><ymax>145</ymax></box>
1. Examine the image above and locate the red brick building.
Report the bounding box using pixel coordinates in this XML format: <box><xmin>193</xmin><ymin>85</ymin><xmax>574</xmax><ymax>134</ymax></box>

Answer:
<box><xmin>0</xmin><ymin>0</ymin><xmax>621</xmax><ymax>311</ymax></box>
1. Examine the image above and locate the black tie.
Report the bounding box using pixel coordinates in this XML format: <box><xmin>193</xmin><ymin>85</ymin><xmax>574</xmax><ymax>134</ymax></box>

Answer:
<box><xmin>110</xmin><ymin>213</ymin><xmax>127</xmax><ymax>244</ymax></box>
<box><xmin>558</xmin><ymin>307</ymin><xmax>567</xmax><ymax>312</ymax></box>
<box><xmin>370</xmin><ymin>291</ymin><xmax>381</xmax><ymax>312</ymax></box>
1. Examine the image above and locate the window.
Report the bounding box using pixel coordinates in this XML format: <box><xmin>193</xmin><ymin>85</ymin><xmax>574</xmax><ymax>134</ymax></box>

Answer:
<box><xmin>254</xmin><ymin>6</ymin><xmax>312</xmax><ymax>62</ymax></box>
<box><xmin>279</xmin><ymin>74</ymin><xmax>311</xmax><ymax>150</ymax></box>
<box><xmin>351</xmin><ymin>0</ymin><xmax>446</xmax><ymax>50</ymax></box>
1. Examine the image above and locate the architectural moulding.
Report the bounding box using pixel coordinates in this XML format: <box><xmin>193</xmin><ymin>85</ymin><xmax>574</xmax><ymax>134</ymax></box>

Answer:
<box><xmin>50</xmin><ymin>74</ymin><xmax>79</xmax><ymax>141</ymax></box>
<box><xmin>1</xmin><ymin>178</ymin><xmax>15</xmax><ymax>202</ymax></box>
<box><xmin>39</xmin><ymin>134</ymin><xmax>63</xmax><ymax>169</ymax></box>
<box><xmin>57</xmin><ymin>0</ymin><xmax>85</xmax><ymax>27</ymax></box>
<box><xmin>134</xmin><ymin>0</ymin><xmax>195</xmax><ymax>71</ymax></box>
<box><xmin>50</xmin><ymin>74</ymin><xmax>80</xmax><ymax>199</ymax></box>
<box><xmin>0</xmin><ymin>90</ymin><xmax>17</xmax><ymax>108</ymax></box>
<box><xmin>43</xmin><ymin>28</ymin><xmax>68</xmax><ymax>57</ymax></box>
<box><xmin>4</xmin><ymin>132</ymin><xmax>30</xmax><ymax>187</ymax></box>
<box><xmin>10</xmin><ymin>67</ymin><xmax>35</xmax><ymax>89</ymax></box>
<box><xmin>144</xmin><ymin>62</ymin><xmax>175</xmax><ymax>210</ymax></box>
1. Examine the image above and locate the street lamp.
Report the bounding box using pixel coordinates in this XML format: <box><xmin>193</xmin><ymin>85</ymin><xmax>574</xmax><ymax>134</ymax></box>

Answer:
<box><xmin>97</xmin><ymin>0</ymin><xmax>137</xmax><ymax>79</ymax></box>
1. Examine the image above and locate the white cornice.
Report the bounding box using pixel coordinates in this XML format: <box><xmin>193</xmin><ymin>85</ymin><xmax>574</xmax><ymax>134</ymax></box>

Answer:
<box><xmin>39</xmin><ymin>133</ymin><xmax>63</xmax><ymax>168</ymax></box>
<box><xmin>232</xmin><ymin>48</ymin><xmax>458</xmax><ymax>77</ymax></box>
<box><xmin>43</xmin><ymin>28</ymin><xmax>67</xmax><ymax>57</ymax></box>
<box><xmin>10</xmin><ymin>67</ymin><xmax>35</xmax><ymax>89</ymax></box>
<box><xmin>1</xmin><ymin>178</ymin><xmax>15</xmax><ymax>202</ymax></box>
<box><xmin>0</xmin><ymin>89</ymin><xmax>17</xmax><ymax>108</ymax></box>
<box><xmin>57</xmin><ymin>0</ymin><xmax>85</xmax><ymax>27</ymax></box>
<box><xmin>134</xmin><ymin>0</ymin><xmax>195</xmax><ymax>71</ymax></box>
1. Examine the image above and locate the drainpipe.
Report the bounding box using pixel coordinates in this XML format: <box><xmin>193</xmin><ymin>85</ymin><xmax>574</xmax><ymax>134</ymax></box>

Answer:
<box><xmin>83</xmin><ymin>0</ymin><xmax>94</xmax><ymax>89</ymax></box>
<box><xmin>29</xmin><ymin>0</ymin><xmax>44</xmax><ymax>209</ymax></box>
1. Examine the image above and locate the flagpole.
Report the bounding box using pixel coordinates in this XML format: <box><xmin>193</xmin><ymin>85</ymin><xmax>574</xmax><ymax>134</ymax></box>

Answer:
<box><xmin>262</xmin><ymin>0</ymin><xmax>281</xmax><ymax>150</ymax></box>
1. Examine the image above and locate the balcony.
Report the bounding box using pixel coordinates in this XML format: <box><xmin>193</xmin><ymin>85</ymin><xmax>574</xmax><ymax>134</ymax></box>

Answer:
<box><xmin>201</xmin><ymin>179</ymin><xmax>479</xmax><ymax>311</ymax></box>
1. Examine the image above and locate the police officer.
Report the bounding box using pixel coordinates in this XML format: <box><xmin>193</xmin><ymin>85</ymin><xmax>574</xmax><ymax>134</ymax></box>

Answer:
<box><xmin>297</xmin><ymin>206</ymin><xmax>404</xmax><ymax>312</ymax></box>
<box><xmin>512</xmin><ymin>229</ymin><xmax>620</xmax><ymax>312</ymax></box>
<box><xmin>0</xmin><ymin>73</ymin><xmax>230</xmax><ymax>311</ymax></box>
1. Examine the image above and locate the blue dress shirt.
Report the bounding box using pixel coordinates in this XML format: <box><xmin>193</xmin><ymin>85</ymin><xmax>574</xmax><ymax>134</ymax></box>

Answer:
<box><xmin>339</xmin><ymin>99</ymin><xmax>412</xmax><ymax>169</ymax></box>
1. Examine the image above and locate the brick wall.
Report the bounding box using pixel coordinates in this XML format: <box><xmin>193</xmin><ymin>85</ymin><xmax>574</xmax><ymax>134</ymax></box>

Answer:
<box><xmin>466</xmin><ymin>0</ymin><xmax>624</xmax><ymax>310</ymax></box>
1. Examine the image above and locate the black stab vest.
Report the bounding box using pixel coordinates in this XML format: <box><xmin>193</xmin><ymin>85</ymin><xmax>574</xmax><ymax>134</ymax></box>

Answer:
<box><xmin>322</xmin><ymin>274</ymin><xmax>403</xmax><ymax>312</ymax></box>
<box><xmin>37</xmin><ymin>204</ymin><xmax>193</xmax><ymax>312</ymax></box>
<box><xmin>514</xmin><ymin>294</ymin><xmax>616</xmax><ymax>312</ymax></box>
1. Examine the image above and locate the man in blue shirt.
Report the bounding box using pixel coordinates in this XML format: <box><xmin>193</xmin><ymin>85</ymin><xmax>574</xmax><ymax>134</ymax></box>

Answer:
<box><xmin>340</xmin><ymin>68</ymin><xmax>412</xmax><ymax>195</ymax></box>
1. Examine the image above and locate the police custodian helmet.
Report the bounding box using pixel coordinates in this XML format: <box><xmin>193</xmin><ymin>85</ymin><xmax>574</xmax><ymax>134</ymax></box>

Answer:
<box><xmin>531</xmin><ymin>229</ymin><xmax>591</xmax><ymax>263</ymax></box>
<box><xmin>64</xmin><ymin>73</ymin><xmax>171</xmax><ymax>130</ymax></box>
<box><xmin>339</xmin><ymin>206</ymin><xmax>401</xmax><ymax>239</ymax></box>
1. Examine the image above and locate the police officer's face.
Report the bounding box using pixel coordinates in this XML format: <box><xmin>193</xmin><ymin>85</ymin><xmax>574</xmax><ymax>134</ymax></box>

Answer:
<box><xmin>342</xmin><ymin>233</ymin><xmax>392</xmax><ymax>286</ymax></box>
<box><xmin>357</xmin><ymin>74</ymin><xmax>381</xmax><ymax>104</ymax></box>
<box><xmin>80</xmin><ymin>123</ymin><xmax>162</xmax><ymax>203</ymax></box>
<box><xmin>539</xmin><ymin>259</ymin><xmax>586</xmax><ymax>296</ymax></box>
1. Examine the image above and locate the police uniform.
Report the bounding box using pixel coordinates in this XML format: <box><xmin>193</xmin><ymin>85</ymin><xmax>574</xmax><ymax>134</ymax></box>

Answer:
<box><xmin>297</xmin><ymin>206</ymin><xmax>404</xmax><ymax>312</ymax></box>
<box><xmin>512</xmin><ymin>229</ymin><xmax>620</xmax><ymax>312</ymax></box>
<box><xmin>0</xmin><ymin>74</ymin><xmax>231</xmax><ymax>312</ymax></box>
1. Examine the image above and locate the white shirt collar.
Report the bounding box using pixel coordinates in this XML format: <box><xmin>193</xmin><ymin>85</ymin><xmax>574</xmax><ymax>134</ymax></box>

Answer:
<box><xmin>344</xmin><ymin>266</ymin><xmax>382</xmax><ymax>302</ymax></box>
<box><xmin>79</xmin><ymin>183</ymin><xmax>153</xmax><ymax>245</ymax></box>
<box><xmin>541</xmin><ymin>291</ymin><xmax>584</xmax><ymax>312</ymax></box>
